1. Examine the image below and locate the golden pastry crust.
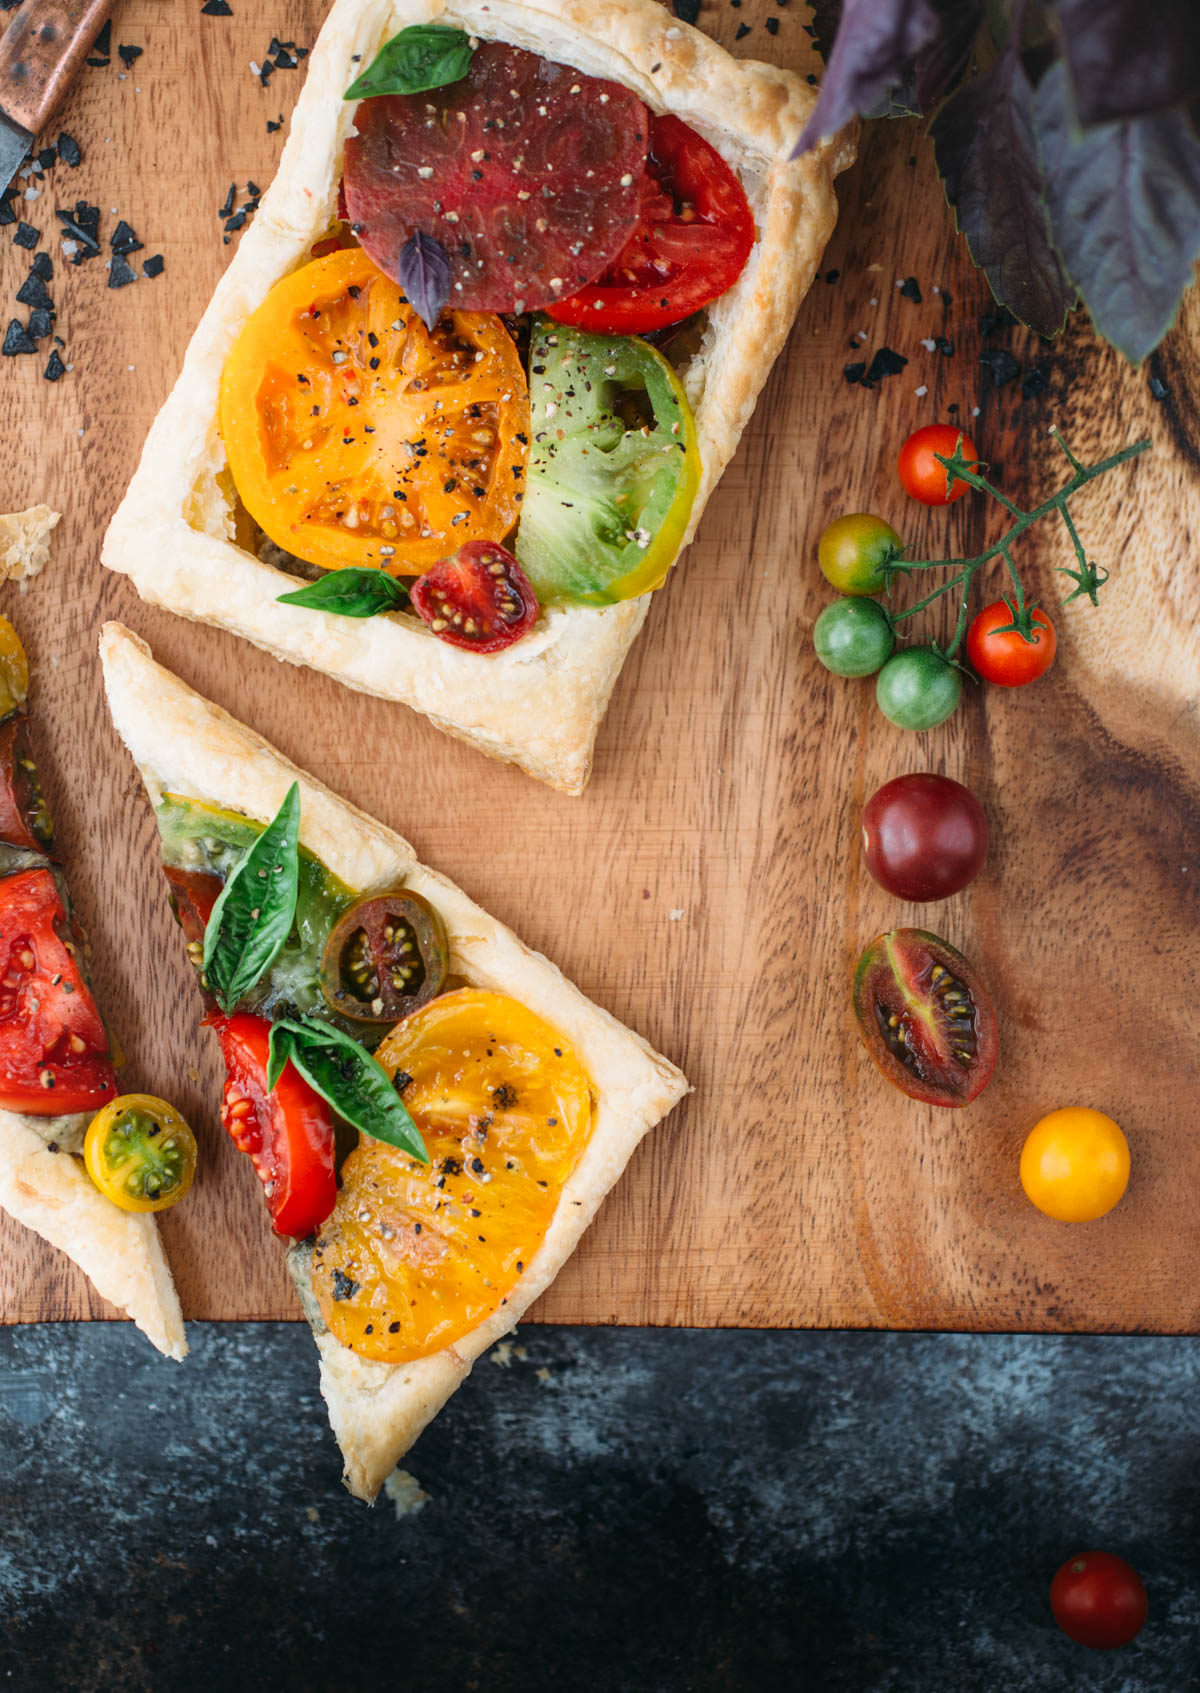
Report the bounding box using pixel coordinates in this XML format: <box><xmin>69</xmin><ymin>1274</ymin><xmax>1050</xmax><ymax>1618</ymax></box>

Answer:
<box><xmin>0</xmin><ymin>1111</ymin><xmax>186</xmax><ymax>1359</ymax></box>
<box><xmin>99</xmin><ymin>621</ymin><xmax>689</xmax><ymax>1499</ymax></box>
<box><xmin>101</xmin><ymin>0</ymin><xmax>853</xmax><ymax>793</ymax></box>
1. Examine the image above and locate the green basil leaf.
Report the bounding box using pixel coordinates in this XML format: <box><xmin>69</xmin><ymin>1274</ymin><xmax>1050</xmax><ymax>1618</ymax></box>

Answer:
<box><xmin>277</xmin><ymin>569</ymin><xmax>411</xmax><ymax>619</ymax></box>
<box><xmin>343</xmin><ymin>25</ymin><xmax>474</xmax><ymax>101</ymax></box>
<box><xmin>269</xmin><ymin>1016</ymin><xmax>429</xmax><ymax>1164</ymax></box>
<box><xmin>202</xmin><ymin>783</ymin><xmax>301</xmax><ymax>1014</ymax></box>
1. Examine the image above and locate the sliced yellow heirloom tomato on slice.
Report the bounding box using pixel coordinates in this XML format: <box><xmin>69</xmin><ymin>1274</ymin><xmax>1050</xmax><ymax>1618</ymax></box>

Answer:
<box><xmin>218</xmin><ymin>248</ymin><xmax>529</xmax><ymax>575</ymax></box>
<box><xmin>311</xmin><ymin>988</ymin><xmax>594</xmax><ymax>1363</ymax></box>
<box><xmin>83</xmin><ymin>1093</ymin><xmax>198</xmax><ymax>1213</ymax></box>
<box><xmin>0</xmin><ymin>617</ymin><xmax>28</xmax><ymax>722</ymax></box>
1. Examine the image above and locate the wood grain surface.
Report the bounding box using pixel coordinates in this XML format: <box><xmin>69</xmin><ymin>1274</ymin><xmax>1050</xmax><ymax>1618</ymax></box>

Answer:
<box><xmin>1</xmin><ymin>0</ymin><xmax>1197</xmax><ymax>1333</ymax></box>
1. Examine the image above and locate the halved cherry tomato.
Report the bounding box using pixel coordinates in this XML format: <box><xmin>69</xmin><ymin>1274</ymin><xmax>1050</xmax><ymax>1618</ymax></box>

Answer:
<box><xmin>0</xmin><ymin>868</ymin><xmax>116</xmax><ymax>1113</ymax></box>
<box><xmin>853</xmin><ymin>928</ymin><xmax>998</xmax><ymax>1107</ymax></box>
<box><xmin>219</xmin><ymin>248</ymin><xmax>528</xmax><ymax>574</ymax></box>
<box><xmin>210</xmin><ymin>1011</ymin><xmax>337</xmax><ymax>1238</ymax></box>
<box><xmin>84</xmin><ymin>1093</ymin><xmax>197</xmax><ymax>1213</ymax></box>
<box><xmin>897</xmin><ymin>424</ymin><xmax>979</xmax><ymax>505</ymax></box>
<box><xmin>967</xmin><ymin>600</ymin><xmax>1057</xmax><ymax>686</ymax></box>
<box><xmin>343</xmin><ymin>43</ymin><xmax>647</xmax><ymax>314</ymax></box>
<box><xmin>410</xmin><ymin>541</ymin><xmax>538</xmax><ymax>652</ymax></box>
<box><xmin>548</xmin><ymin>114</ymin><xmax>754</xmax><ymax>334</ymax></box>
<box><xmin>311</xmin><ymin>988</ymin><xmax>594</xmax><ymax>1362</ymax></box>
<box><xmin>0</xmin><ymin>718</ymin><xmax>53</xmax><ymax>855</ymax></box>
<box><xmin>319</xmin><ymin>889</ymin><xmax>448</xmax><ymax>1025</ymax></box>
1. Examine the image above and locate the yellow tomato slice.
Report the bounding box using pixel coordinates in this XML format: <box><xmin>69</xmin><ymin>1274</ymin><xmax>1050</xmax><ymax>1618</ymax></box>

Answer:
<box><xmin>84</xmin><ymin>1093</ymin><xmax>197</xmax><ymax>1213</ymax></box>
<box><xmin>218</xmin><ymin>248</ymin><xmax>528</xmax><ymax>574</ymax></box>
<box><xmin>311</xmin><ymin>988</ymin><xmax>594</xmax><ymax>1362</ymax></box>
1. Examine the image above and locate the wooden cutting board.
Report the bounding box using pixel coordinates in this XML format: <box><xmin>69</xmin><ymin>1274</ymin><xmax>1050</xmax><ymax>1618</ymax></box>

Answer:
<box><xmin>1</xmin><ymin>0</ymin><xmax>1197</xmax><ymax>1332</ymax></box>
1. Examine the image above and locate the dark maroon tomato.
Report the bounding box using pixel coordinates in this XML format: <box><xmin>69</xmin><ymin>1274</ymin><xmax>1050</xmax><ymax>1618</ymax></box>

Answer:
<box><xmin>861</xmin><ymin>773</ymin><xmax>989</xmax><ymax>902</ymax></box>
<box><xmin>319</xmin><ymin>890</ymin><xmax>448</xmax><ymax>1025</ymax></box>
<box><xmin>0</xmin><ymin>718</ymin><xmax>54</xmax><ymax>855</ymax></box>
<box><xmin>411</xmin><ymin>541</ymin><xmax>539</xmax><ymax>652</ymax></box>
<box><xmin>853</xmin><ymin>928</ymin><xmax>998</xmax><ymax>1106</ymax></box>
<box><xmin>1051</xmin><ymin>1551</ymin><xmax>1148</xmax><ymax>1650</ymax></box>
<box><xmin>343</xmin><ymin>43</ymin><xmax>647</xmax><ymax>313</ymax></box>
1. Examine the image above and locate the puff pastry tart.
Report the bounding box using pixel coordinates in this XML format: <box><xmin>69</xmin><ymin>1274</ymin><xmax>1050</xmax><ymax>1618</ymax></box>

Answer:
<box><xmin>99</xmin><ymin>622</ymin><xmax>688</xmax><ymax>1499</ymax></box>
<box><xmin>0</xmin><ymin>619</ymin><xmax>184</xmax><ymax>1359</ymax></box>
<box><xmin>102</xmin><ymin>0</ymin><xmax>853</xmax><ymax>794</ymax></box>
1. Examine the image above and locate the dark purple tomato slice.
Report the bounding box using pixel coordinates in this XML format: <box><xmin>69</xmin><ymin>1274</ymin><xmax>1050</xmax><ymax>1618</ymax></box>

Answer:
<box><xmin>861</xmin><ymin>773</ymin><xmax>989</xmax><ymax>902</ymax></box>
<box><xmin>343</xmin><ymin>42</ymin><xmax>648</xmax><ymax>314</ymax></box>
<box><xmin>319</xmin><ymin>890</ymin><xmax>449</xmax><ymax>1025</ymax></box>
<box><xmin>853</xmin><ymin>928</ymin><xmax>998</xmax><ymax>1106</ymax></box>
<box><xmin>411</xmin><ymin>541</ymin><xmax>538</xmax><ymax>652</ymax></box>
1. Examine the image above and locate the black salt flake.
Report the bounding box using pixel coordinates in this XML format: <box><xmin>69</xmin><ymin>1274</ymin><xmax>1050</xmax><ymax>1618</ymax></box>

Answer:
<box><xmin>979</xmin><ymin>347</ymin><xmax>1020</xmax><ymax>387</ymax></box>
<box><xmin>16</xmin><ymin>274</ymin><xmax>53</xmax><ymax>311</ymax></box>
<box><xmin>218</xmin><ymin>183</ymin><xmax>236</xmax><ymax>219</ymax></box>
<box><xmin>57</xmin><ymin>132</ymin><xmax>82</xmax><ymax>168</ymax></box>
<box><xmin>143</xmin><ymin>253</ymin><xmax>165</xmax><ymax>278</ymax></box>
<box><xmin>843</xmin><ymin>361</ymin><xmax>866</xmax><ymax>385</ymax></box>
<box><xmin>673</xmin><ymin>0</ymin><xmax>700</xmax><ymax>19</ymax></box>
<box><xmin>27</xmin><ymin>307</ymin><xmax>53</xmax><ymax>340</ymax></box>
<box><xmin>43</xmin><ymin>349</ymin><xmax>66</xmax><ymax>382</ymax></box>
<box><xmin>37</xmin><ymin>147</ymin><xmax>56</xmax><ymax>172</ymax></box>
<box><xmin>898</xmin><ymin>275</ymin><xmax>922</xmax><ymax>303</ymax></box>
<box><xmin>735</xmin><ymin>21</ymin><xmax>751</xmax><ymax>37</ymax></box>
<box><xmin>1148</xmin><ymin>374</ymin><xmax>1170</xmax><ymax>402</ymax></box>
<box><xmin>766</xmin><ymin>14</ymin><xmax>779</xmax><ymax>32</ymax></box>
<box><xmin>31</xmin><ymin>252</ymin><xmax>52</xmax><ymax>281</ymax></box>
<box><xmin>108</xmin><ymin>253</ymin><xmax>138</xmax><ymax>289</ymax></box>
<box><xmin>863</xmin><ymin>345</ymin><xmax>908</xmax><ymax>385</ymax></box>
<box><xmin>110</xmin><ymin>219</ymin><xmax>143</xmax><ymax>254</ymax></box>
<box><xmin>2</xmin><ymin>319</ymin><xmax>35</xmax><ymax>356</ymax></box>
<box><xmin>201</xmin><ymin>0</ymin><xmax>233</xmax><ymax>13</ymax></box>
<box><xmin>118</xmin><ymin>44</ymin><xmax>143</xmax><ymax>69</ymax></box>
<box><xmin>13</xmin><ymin>223</ymin><xmax>39</xmax><ymax>250</ymax></box>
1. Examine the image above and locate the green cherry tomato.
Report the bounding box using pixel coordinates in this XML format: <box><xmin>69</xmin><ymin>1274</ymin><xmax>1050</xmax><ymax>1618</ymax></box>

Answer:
<box><xmin>875</xmin><ymin>647</ymin><xmax>963</xmax><ymax>730</ymax></box>
<box><xmin>817</xmin><ymin>513</ymin><xmax>903</xmax><ymax>597</ymax></box>
<box><xmin>814</xmin><ymin>598</ymin><xmax>895</xmax><ymax>677</ymax></box>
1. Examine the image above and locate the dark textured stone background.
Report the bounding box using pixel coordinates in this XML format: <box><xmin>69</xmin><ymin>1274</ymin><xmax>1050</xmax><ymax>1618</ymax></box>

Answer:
<box><xmin>1</xmin><ymin>1326</ymin><xmax>1197</xmax><ymax>1691</ymax></box>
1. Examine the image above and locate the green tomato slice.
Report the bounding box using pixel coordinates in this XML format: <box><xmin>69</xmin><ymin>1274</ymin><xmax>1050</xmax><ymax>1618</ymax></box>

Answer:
<box><xmin>514</xmin><ymin>317</ymin><xmax>701</xmax><ymax>606</ymax></box>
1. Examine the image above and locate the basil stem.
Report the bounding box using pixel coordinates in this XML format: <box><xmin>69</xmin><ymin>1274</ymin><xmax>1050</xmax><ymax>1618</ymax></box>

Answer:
<box><xmin>343</xmin><ymin>25</ymin><xmax>473</xmax><ymax>101</ymax></box>
<box><xmin>202</xmin><ymin>783</ymin><xmax>301</xmax><ymax>1013</ymax></box>
<box><xmin>268</xmin><ymin>1017</ymin><xmax>429</xmax><ymax>1164</ymax></box>
<box><xmin>277</xmin><ymin>569</ymin><xmax>410</xmax><ymax>619</ymax></box>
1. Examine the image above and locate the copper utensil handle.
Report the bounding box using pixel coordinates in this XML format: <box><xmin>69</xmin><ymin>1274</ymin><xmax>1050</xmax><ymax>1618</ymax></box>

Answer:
<box><xmin>0</xmin><ymin>0</ymin><xmax>115</xmax><ymax>136</ymax></box>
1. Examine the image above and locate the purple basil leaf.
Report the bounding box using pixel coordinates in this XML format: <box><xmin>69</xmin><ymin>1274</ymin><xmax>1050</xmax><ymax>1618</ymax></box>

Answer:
<box><xmin>1034</xmin><ymin>60</ymin><xmax>1200</xmax><ymax>363</ymax></box>
<box><xmin>930</xmin><ymin>50</ymin><xmax>1076</xmax><ymax>338</ymax></box>
<box><xmin>914</xmin><ymin>0</ymin><xmax>985</xmax><ymax>112</ymax></box>
<box><xmin>794</xmin><ymin>0</ymin><xmax>938</xmax><ymax>153</ymax></box>
<box><xmin>397</xmin><ymin>230</ymin><xmax>451</xmax><ymax>332</ymax></box>
<box><xmin>1055</xmin><ymin>0</ymin><xmax>1200</xmax><ymax>128</ymax></box>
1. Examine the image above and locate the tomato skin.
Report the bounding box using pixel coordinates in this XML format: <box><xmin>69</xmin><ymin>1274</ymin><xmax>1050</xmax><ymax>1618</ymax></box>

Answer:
<box><xmin>862</xmin><ymin>774</ymin><xmax>988</xmax><ymax>902</ymax></box>
<box><xmin>818</xmin><ymin>514</ymin><xmax>903</xmax><ymax>597</ymax></box>
<box><xmin>410</xmin><ymin>542</ymin><xmax>539</xmax><ymax>653</ymax></box>
<box><xmin>967</xmin><ymin>600</ymin><xmax>1057</xmax><ymax>686</ymax></box>
<box><xmin>547</xmin><ymin>114</ymin><xmax>754</xmax><ymax>334</ymax></box>
<box><xmin>853</xmin><ymin>927</ymin><xmax>998</xmax><ymax>1107</ymax></box>
<box><xmin>210</xmin><ymin>1012</ymin><xmax>337</xmax><ymax>1239</ymax></box>
<box><xmin>898</xmin><ymin>424</ymin><xmax>979</xmax><ymax>505</ymax></box>
<box><xmin>1051</xmin><ymin>1551</ymin><xmax>1147</xmax><ymax>1650</ymax></box>
<box><xmin>1020</xmin><ymin>1108</ymin><xmax>1130</xmax><ymax>1222</ymax></box>
<box><xmin>0</xmin><ymin>868</ymin><xmax>116</xmax><ymax>1114</ymax></box>
<box><xmin>814</xmin><ymin>598</ymin><xmax>895</xmax><ymax>677</ymax></box>
<box><xmin>876</xmin><ymin>648</ymin><xmax>962</xmax><ymax>730</ymax></box>
<box><xmin>0</xmin><ymin>718</ymin><xmax>54</xmax><ymax>855</ymax></box>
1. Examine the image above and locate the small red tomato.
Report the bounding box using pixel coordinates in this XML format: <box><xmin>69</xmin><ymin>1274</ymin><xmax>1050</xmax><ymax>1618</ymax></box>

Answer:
<box><xmin>967</xmin><ymin>600</ymin><xmax>1057</xmax><ymax>686</ymax></box>
<box><xmin>897</xmin><ymin>424</ymin><xmax>979</xmax><ymax>505</ymax></box>
<box><xmin>1050</xmin><ymin>1551</ymin><xmax>1147</xmax><ymax>1650</ymax></box>
<box><xmin>411</xmin><ymin>541</ymin><xmax>539</xmax><ymax>654</ymax></box>
<box><xmin>862</xmin><ymin>773</ymin><xmax>988</xmax><ymax>902</ymax></box>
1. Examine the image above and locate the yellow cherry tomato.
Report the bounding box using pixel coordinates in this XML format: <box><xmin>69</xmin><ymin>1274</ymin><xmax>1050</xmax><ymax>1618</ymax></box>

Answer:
<box><xmin>310</xmin><ymin>988</ymin><xmax>594</xmax><ymax>1363</ymax></box>
<box><xmin>1019</xmin><ymin>1107</ymin><xmax>1130</xmax><ymax>1222</ymax></box>
<box><xmin>0</xmin><ymin>616</ymin><xmax>29</xmax><ymax>721</ymax></box>
<box><xmin>218</xmin><ymin>247</ymin><xmax>528</xmax><ymax>575</ymax></box>
<box><xmin>84</xmin><ymin>1093</ymin><xmax>198</xmax><ymax>1213</ymax></box>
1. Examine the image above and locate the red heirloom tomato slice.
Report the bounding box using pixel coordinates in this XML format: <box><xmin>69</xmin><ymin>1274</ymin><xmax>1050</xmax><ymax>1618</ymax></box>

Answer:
<box><xmin>410</xmin><ymin>540</ymin><xmax>538</xmax><ymax>652</ymax></box>
<box><xmin>210</xmin><ymin>1012</ymin><xmax>337</xmax><ymax>1239</ymax></box>
<box><xmin>0</xmin><ymin>868</ymin><xmax>117</xmax><ymax>1113</ymax></box>
<box><xmin>548</xmin><ymin>114</ymin><xmax>755</xmax><ymax>334</ymax></box>
<box><xmin>852</xmin><ymin>928</ymin><xmax>998</xmax><ymax>1107</ymax></box>
<box><xmin>0</xmin><ymin>718</ymin><xmax>54</xmax><ymax>855</ymax></box>
<box><xmin>343</xmin><ymin>42</ymin><xmax>647</xmax><ymax>314</ymax></box>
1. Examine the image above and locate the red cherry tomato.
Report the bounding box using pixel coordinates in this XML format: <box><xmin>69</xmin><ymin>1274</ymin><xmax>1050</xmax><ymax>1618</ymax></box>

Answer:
<box><xmin>897</xmin><ymin>424</ymin><xmax>978</xmax><ymax>505</ymax></box>
<box><xmin>547</xmin><ymin>114</ymin><xmax>754</xmax><ymax>335</ymax></box>
<box><xmin>967</xmin><ymin>600</ymin><xmax>1057</xmax><ymax>686</ymax></box>
<box><xmin>1050</xmin><ymin>1551</ymin><xmax>1147</xmax><ymax>1650</ymax></box>
<box><xmin>411</xmin><ymin>541</ymin><xmax>539</xmax><ymax>653</ymax></box>
<box><xmin>210</xmin><ymin>1012</ymin><xmax>337</xmax><ymax>1239</ymax></box>
<box><xmin>861</xmin><ymin>773</ymin><xmax>988</xmax><ymax>902</ymax></box>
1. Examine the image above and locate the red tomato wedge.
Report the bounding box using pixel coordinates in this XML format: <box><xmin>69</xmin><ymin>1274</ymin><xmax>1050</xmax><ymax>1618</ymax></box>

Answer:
<box><xmin>0</xmin><ymin>718</ymin><xmax>54</xmax><ymax>856</ymax></box>
<box><xmin>548</xmin><ymin>114</ymin><xmax>754</xmax><ymax>334</ymax></box>
<box><xmin>0</xmin><ymin>868</ymin><xmax>117</xmax><ymax>1114</ymax></box>
<box><xmin>410</xmin><ymin>540</ymin><xmax>538</xmax><ymax>652</ymax></box>
<box><xmin>210</xmin><ymin>1012</ymin><xmax>337</xmax><ymax>1240</ymax></box>
<box><xmin>343</xmin><ymin>43</ymin><xmax>648</xmax><ymax>314</ymax></box>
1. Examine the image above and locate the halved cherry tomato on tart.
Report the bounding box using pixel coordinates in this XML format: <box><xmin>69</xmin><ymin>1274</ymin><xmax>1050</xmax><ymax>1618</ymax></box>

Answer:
<box><xmin>311</xmin><ymin>988</ymin><xmax>594</xmax><ymax>1362</ymax></box>
<box><xmin>853</xmin><ymin>928</ymin><xmax>998</xmax><ymax>1107</ymax></box>
<box><xmin>211</xmin><ymin>1011</ymin><xmax>337</xmax><ymax>1238</ymax></box>
<box><xmin>84</xmin><ymin>1093</ymin><xmax>197</xmax><ymax>1213</ymax></box>
<box><xmin>0</xmin><ymin>617</ymin><xmax>29</xmax><ymax>723</ymax></box>
<box><xmin>410</xmin><ymin>540</ymin><xmax>538</xmax><ymax>651</ymax></box>
<box><xmin>0</xmin><ymin>718</ymin><xmax>54</xmax><ymax>855</ymax></box>
<box><xmin>319</xmin><ymin>889</ymin><xmax>449</xmax><ymax>1026</ymax></box>
<box><xmin>0</xmin><ymin>867</ymin><xmax>116</xmax><ymax>1113</ymax></box>
<box><xmin>548</xmin><ymin>114</ymin><xmax>754</xmax><ymax>335</ymax></box>
<box><xmin>219</xmin><ymin>248</ymin><xmax>528</xmax><ymax>574</ymax></box>
<box><xmin>343</xmin><ymin>42</ymin><xmax>647</xmax><ymax>314</ymax></box>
